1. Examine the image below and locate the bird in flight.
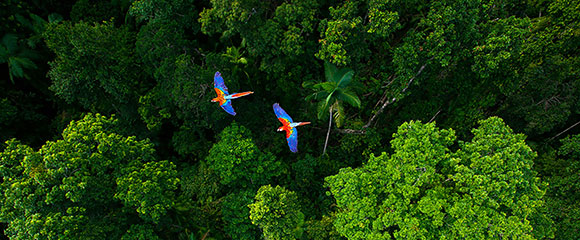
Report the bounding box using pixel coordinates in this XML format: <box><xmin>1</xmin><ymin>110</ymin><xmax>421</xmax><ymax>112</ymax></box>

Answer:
<box><xmin>273</xmin><ymin>103</ymin><xmax>310</xmax><ymax>153</ymax></box>
<box><xmin>211</xmin><ymin>72</ymin><xmax>254</xmax><ymax>115</ymax></box>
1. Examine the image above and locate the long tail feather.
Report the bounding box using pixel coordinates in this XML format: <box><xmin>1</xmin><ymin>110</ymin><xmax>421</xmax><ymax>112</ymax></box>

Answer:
<box><xmin>228</xmin><ymin>91</ymin><xmax>254</xmax><ymax>99</ymax></box>
<box><xmin>297</xmin><ymin>122</ymin><xmax>311</xmax><ymax>126</ymax></box>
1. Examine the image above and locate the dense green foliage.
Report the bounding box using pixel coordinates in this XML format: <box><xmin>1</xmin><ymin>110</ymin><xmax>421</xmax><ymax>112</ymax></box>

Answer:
<box><xmin>0</xmin><ymin>0</ymin><xmax>579</xmax><ymax>239</ymax></box>
<box><xmin>249</xmin><ymin>185</ymin><xmax>305</xmax><ymax>240</ymax></box>
<box><xmin>326</xmin><ymin>118</ymin><xmax>550</xmax><ymax>239</ymax></box>
<box><xmin>221</xmin><ymin>190</ymin><xmax>260</xmax><ymax>240</ymax></box>
<box><xmin>45</xmin><ymin>21</ymin><xmax>142</xmax><ymax>115</ymax></box>
<box><xmin>541</xmin><ymin>134</ymin><xmax>580</xmax><ymax>239</ymax></box>
<box><xmin>0</xmin><ymin>114</ymin><xmax>179</xmax><ymax>239</ymax></box>
<box><xmin>206</xmin><ymin>122</ymin><xmax>281</xmax><ymax>189</ymax></box>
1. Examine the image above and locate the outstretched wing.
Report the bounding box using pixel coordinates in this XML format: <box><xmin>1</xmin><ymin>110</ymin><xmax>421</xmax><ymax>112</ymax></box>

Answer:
<box><xmin>214</xmin><ymin>72</ymin><xmax>229</xmax><ymax>95</ymax></box>
<box><xmin>286</xmin><ymin>128</ymin><xmax>298</xmax><ymax>153</ymax></box>
<box><xmin>220</xmin><ymin>100</ymin><xmax>236</xmax><ymax>116</ymax></box>
<box><xmin>273</xmin><ymin>103</ymin><xmax>293</xmax><ymax>125</ymax></box>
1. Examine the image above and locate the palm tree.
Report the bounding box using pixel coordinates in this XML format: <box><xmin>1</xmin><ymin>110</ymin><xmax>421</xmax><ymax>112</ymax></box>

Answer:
<box><xmin>305</xmin><ymin>62</ymin><xmax>361</xmax><ymax>154</ymax></box>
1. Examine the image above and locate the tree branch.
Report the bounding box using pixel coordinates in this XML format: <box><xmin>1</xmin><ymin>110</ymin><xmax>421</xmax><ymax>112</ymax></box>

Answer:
<box><xmin>201</xmin><ymin>229</ymin><xmax>210</xmax><ymax>240</ymax></box>
<box><xmin>323</xmin><ymin>105</ymin><xmax>333</xmax><ymax>155</ymax></box>
<box><xmin>550</xmin><ymin>119</ymin><xmax>580</xmax><ymax>141</ymax></box>
<box><xmin>363</xmin><ymin>60</ymin><xmax>431</xmax><ymax>129</ymax></box>
<box><xmin>310</xmin><ymin>126</ymin><xmax>366</xmax><ymax>135</ymax></box>
<box><xmin>429</xmin><ymin>109</ymin><xmax>441</xmax><ymax>123</ymax></box>
<box><xmin>334</xmin><ymin>128</ymin><xmax>366</xmax><ymax>134</ymax></box>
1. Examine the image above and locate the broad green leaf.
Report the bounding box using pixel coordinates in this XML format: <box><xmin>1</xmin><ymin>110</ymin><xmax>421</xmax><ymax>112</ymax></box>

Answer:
<box><xmin>322</xmin><ymin>90</ymin><xmax>336</xmax><ymax>109</ymax></box>
<box><xmin>306</xmin><ymin>91</ymin><xmax>328</xmax><ymax>101</ymax></box>
<box><xmin>317</xmin><ymin>100</ymin><xmax>331</xmax><ymax>120</ymax></box>
<box><xmin>336</xmin><ymin>69</ymin><xmax>354</xmax><ymax>88</ymax></box>
<box><xmin>8</xmin><ymin>57</ymin><xmax>24</xmax><ymax>78</ymax></box>
<box><xmin>315</xmin><ymin>82</ymin><xmax>337</xmax><ymax>92</ymax></box>
<box><xmin>337</xmin><ymin>90</ymin><xmax>361</xmax><ymax>108</ymax></box>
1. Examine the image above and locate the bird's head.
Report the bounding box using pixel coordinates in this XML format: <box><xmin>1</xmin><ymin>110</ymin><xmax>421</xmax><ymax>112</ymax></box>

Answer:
<box><xmin>277</xmin><ymin>127</ymin><xmax>284</xmax><ymax>132</ymax></box>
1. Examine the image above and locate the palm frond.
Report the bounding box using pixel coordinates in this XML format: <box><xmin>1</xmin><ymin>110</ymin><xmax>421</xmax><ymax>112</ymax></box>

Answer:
<box><xmin>324</xmin><ymin>90</ymin><xmax>335</xmax><ymax>106</ymax></box>
<box><xmin>333</xmin><ymin>102</ymin><xmax>345</xmax><ymax>128</ymax></box>
<box><xmin>19</xmin><ymin>48</ymin><xmax>41</xmax><ymax>60</ymax></box>
<box><xmin>29</xmin><ymin>13</ymin><xmax>48</xmax><ymax>34</ymax></box>
<box><xmin>302</xmin><ymin>81</ymin><xmax>315</xmax><ymax>89</ymax></box>
<box><xmin>7</xmin><ymin>57</ymin><xmax>37</xmax><ymax>83</ymax></box>
<box><xmin>324</xmin><ymin>61</ymin><xmax>338</xmax><ymax>82</ymax></box>
<box><xmin>8</xmin><ymin>58</ymin><xmax>24</xmax><ymax>79</ymax></box>
<box><xmin>337</xmin><ymin>90</ymin><xmax>361</xmax><ymax>108</ymax></box>
<box><xmin>2</xmin><ymin>34</ymin><xmax>18</xmax><ymax>54</ymax></box>
<box><xmin>336</xmin><ymin>69</ymin><xmax>354</xmax><ymax>88</ymax></box>
<box><xmin>306</xmin><ymin>91</ymin><xmax>329</xmax><ymax>101</ymax></box>
<box><xmin>13</xmin><ymin>57</ymin><xmax>38</xmax><ymax>70</ymax></box>
<box><xmin>314</xmin><ymin>81</ymin><xmax>337</xmax><ymax>92</ymax></box>
<box><xmin>317</xmin><ymin>100</ymin><xmax>330</xmax><ymax>120</ymax></box>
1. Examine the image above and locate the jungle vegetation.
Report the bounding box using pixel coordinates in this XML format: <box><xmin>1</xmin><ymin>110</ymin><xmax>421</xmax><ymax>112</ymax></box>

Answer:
<box><xmin>0</xmin><ymin>0</ymin><xmax>579</xmax><ymax>239</ymax></box>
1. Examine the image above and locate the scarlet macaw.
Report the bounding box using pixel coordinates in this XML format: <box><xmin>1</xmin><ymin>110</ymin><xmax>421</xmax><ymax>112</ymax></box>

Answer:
<box><xmin>211</xmin><ymin>72</ymin><xmax>254</xmax><ymax>115</ymax></box>
<box><xmin>273</xmin><ymin>103</ymin><xmax>310</xmax><ymax>153</ymax></box>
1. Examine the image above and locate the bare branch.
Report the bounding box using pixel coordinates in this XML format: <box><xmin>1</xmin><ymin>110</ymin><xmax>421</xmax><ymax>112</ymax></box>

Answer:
<box><xmin>310</xmin><ymin>126</ymin><xmax>366</xmax><ymax>135</ymax></box>
<box><xmin>201</xmin><ymin>229</ymin><xmax>210</xmax><ymax>240</ymax></box>
<box><xmin>323</xmin><ymin>106</ymin><xmax>333</xmax><ymax>155</ymax></box>
<box><xmin>334</xmin><ymin>128</ymin><xmax>367</xmax><ymax>134</ymax></box>
<box><xmin>429</xmin><ymin>109</ymin><xmax>441</xmax><ymax>123</ymax></box>
<box><xmin>363</xmin><ymin>97</ymin><xmax>397</xmax><ymax>129</ymax></box>
<box><xmin>550</xmin><ymin>119</ymin><xmax>580</xmax><ymax>141</ymax></box>
<box><xmin>364</xmin><ymin>60</ymin><xmax>431</xmax><ymax>129</ymax></box>
<box><xmin>401</xmin><ymin>62</ymin><xmax>428</xmax><ymax>93</ymax></box>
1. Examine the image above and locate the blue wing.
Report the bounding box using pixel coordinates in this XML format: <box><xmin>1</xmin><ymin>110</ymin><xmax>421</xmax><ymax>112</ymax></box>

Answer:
<box><xmin>273</xmin><ymin>103</ymin><xmax>293</xmax><ymax>123</ymax></box>
<box><xmin>286</xmin><ymin>128</ymin><xmax>298</xmax><ymax>153</ymax></box>
<box><xmin>220</xmin><ymin>100</ymin><xmax>236</xmax><ymax>116</ymax></box>
<box><xmin>214</xmin><ymin>72</ymin><xmax>229</xmax><ymax>95</ymax></box>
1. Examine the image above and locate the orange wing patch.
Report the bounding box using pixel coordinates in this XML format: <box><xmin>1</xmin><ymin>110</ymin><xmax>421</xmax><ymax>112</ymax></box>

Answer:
<box><xmin>214</xmin><ymin>88</ymin><xmax>226</xmax><ymax>105</ymax></box>
<box><xmin>278</xmin><ymin>117</ymin><xmax>291</xmax><ymax>126</ymax></box>
<box><xmin>285</xmin><ymin>127</ymin><xmax>294</xmax><ymax>139</ymax></box>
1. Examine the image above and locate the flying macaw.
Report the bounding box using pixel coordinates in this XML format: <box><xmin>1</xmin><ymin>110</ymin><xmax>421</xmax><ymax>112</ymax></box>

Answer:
<box><xmin>211</xmin><ymin>72</ymin><xmax>254</xmax><ymax>116</ymax></box>
<box><xmin>273</xmin><ymin>103</ymin><xmax>310</xmax><ymax>153</ymax></box>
